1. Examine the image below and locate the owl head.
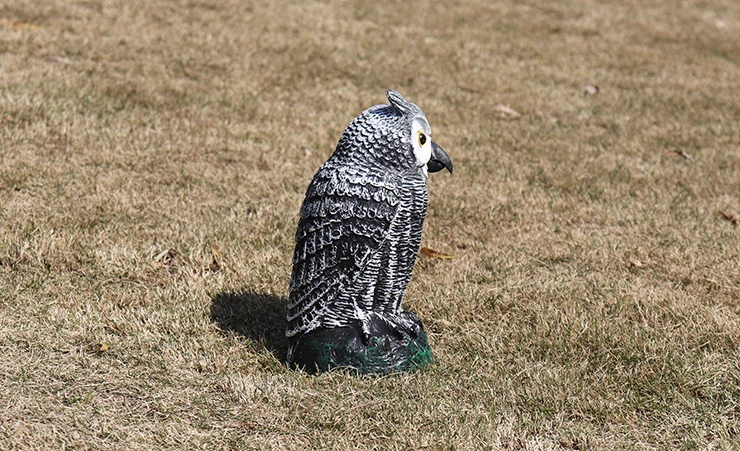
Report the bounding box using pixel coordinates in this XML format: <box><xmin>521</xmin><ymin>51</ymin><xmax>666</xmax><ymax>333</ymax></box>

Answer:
<box><xmin>334</xmin><ymin>90</ymin><xmax>452</xmax><ymax>176</ymax></box>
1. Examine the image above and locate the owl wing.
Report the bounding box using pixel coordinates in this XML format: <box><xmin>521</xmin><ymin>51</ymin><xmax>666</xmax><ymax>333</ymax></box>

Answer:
<box><xmin>286</xmin><ymin>162</ymin><xmax>401</xmax><ymax>337</ymax></box>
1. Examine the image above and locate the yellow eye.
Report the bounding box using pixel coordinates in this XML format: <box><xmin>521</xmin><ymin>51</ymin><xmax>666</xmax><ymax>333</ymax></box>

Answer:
<box><xmin>418</xmin><ymin>131</ymin><xmax>427</xmax><ymax>146</ymax></box>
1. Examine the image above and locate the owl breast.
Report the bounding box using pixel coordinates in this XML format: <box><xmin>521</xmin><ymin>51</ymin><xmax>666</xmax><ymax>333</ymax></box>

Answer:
<box><xmin>364</xmin><ymin>174</ymin><xmax>428</xmax><ymax>314</ymax></box>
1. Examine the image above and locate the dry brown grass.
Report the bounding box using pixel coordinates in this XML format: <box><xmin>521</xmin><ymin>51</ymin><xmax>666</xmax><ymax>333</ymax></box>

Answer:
<box><xmin>2</xmin><ymin>0</ymin><xmax>740</xmax><ymax>449</ymax></box>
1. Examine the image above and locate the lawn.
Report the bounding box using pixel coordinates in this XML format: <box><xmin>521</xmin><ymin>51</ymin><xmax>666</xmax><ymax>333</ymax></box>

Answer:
<box><xmin>1</xmin><ymin>0</ymin><xmax>739</xmax><ymax>449</ymax></box>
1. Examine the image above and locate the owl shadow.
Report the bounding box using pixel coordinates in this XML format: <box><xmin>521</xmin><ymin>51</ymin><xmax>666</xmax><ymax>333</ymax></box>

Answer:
<box><xmin>209</xmin><ymin>290</ymin><xmax>288</xmax><ymax>363</ymax></box>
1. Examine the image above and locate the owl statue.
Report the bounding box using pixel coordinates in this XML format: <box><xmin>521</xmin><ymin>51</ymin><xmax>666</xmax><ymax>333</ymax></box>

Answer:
<box><xmin>286</xmin><ymin>90</ymin><xmax>452</xmax><ymax>374</ymax></box>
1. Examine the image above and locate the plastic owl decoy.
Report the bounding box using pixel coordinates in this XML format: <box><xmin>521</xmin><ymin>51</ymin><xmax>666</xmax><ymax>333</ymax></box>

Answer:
<box><xmin>286</xmin><ymin>90</ymin><xmax>452</xmax><ymax>374</ymax></box>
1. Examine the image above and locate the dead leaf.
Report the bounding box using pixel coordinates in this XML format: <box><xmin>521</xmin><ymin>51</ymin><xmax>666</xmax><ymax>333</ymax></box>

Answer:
<box><xmin>583</xmin><ymin>84</ymin><xmax>599</xmax><ymax>95</ymax></box>
<box><xmin>494</xmin><ymin>104</ymin><xmax>521</xmax><ymax>118</ymax></box>
<box><xmin>45</xmin><ymin>55</ymin><xmax>71</xmax><ymax>64</ymax></box>
<box><xmin>153</xmin><ymin>248</ymin><xmax>171</xmax><ymax>262</ymax></box>
<box><xmin>719</xmin><ymin>211</ymin><xmax>738</xmax><ymax>225</ymax></box>
<box><xmin>419</xmin><ymin>247</ymin><xmax>455</xmax><ymax>259</ymax></box>
<box><xmin>663</xmin><ymin>149</ymin><xmax>693</xmax><ymax>161</ymax></box>
<box><xmin>153</xmin><ymin>248</ymin><xmax>176</xmax><ymax>266</ymax></box>
<box><xmin>210</xmin><ymin>245</ymin><xmax>223</xmax><ymax>272</ymax></box>
<box><xmin>2</xmin><ymin>18</ymin><xmax>41</xmax><ymax>31</ymax></box>
<box><xmin>87</xmin><ymin>342</ymin><xmax>109</xmax><ymax>354</ymax></box>
<box><xmin>676</xmin><ymin>150</ymin><xmax>693</xmax><ymax>161</ymax></box>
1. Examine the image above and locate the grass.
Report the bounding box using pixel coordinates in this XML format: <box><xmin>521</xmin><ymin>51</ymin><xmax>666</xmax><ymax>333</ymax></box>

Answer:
<box><xmin>1</xmin><ymin>0</ymin><xmax>739</xmax><ymax>449</ymax></box>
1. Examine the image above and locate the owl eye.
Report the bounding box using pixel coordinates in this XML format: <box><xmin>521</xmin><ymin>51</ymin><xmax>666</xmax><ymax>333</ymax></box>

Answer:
<box><xmin>418</xmin><ymin>131</ymin><xmax>427</xmax><ymax>146</ymax></box>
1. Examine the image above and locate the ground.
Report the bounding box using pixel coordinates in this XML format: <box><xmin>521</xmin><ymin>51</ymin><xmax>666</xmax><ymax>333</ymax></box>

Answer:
<box><xmin>1</xmin><ymin>0</ymin><xmax>739</xmax><ymax>449</ymax></box>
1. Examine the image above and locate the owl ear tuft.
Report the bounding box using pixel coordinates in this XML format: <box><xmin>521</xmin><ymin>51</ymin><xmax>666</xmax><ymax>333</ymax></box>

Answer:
<box><xmin>387</xmin><ymin>90</ymin><xmax>412</xmax><ymax>115</ymax></box>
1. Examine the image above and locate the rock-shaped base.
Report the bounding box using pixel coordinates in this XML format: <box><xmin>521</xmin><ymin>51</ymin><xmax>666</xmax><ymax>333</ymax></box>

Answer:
<box><xmin>287</xmin><ymin>314</ymin><xmax>433</xmax><ymax>375</ymax></box>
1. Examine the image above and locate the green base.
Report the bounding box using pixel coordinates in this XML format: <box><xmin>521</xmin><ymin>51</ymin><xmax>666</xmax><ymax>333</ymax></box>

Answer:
<box><xmin>287</xmin><ymin>317</ymin><xmax>433</xmax><ymax>375</ymax></box>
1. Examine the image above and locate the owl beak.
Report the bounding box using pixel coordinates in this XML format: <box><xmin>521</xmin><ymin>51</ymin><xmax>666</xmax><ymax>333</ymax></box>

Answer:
<box><xmin>427</xmin><ymin>141</ymin><xmax>453</xmax><ymax>174</ymax></box>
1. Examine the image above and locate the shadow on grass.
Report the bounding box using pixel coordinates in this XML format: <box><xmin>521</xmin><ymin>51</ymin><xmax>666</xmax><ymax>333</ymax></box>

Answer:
<box><xmin>209</xmin><ymin>290</ymin><xmax>288</xmax><ymax>363</ymax></box>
